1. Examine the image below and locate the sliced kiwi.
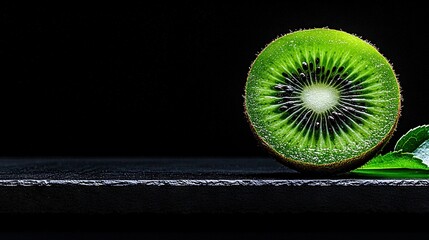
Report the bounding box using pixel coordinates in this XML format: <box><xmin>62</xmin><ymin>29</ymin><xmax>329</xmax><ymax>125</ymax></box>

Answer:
<box><xmin>245</xmin><ymin>28</ymin><xmax>401</xmax><ymax>174</ymax></box>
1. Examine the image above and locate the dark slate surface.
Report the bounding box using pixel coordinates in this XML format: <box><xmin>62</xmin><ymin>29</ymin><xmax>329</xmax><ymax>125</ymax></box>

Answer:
<box><xmin>0</xmin><ymin>157</ymin><xmax>429</xmax><ymax>216</ymax></box>
<box><xmin>0</xmin><ymin>157</ymin><xmax>295</xmax><ymax>181</ymax></box>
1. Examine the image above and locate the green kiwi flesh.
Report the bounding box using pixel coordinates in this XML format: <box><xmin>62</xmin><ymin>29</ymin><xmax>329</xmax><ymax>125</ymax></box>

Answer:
<box><xmin>245</xmin><ymin>28</ymin><xmax>401</xmax><ymax>174</ymax></box>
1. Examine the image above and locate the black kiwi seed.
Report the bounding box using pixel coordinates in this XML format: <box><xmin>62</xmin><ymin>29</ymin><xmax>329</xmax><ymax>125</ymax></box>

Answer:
<box><xmin>316</xmin><ymin>67</ymin><xmax>321</xmax><ymax>74</ymax></box>
<box><xmin>302</xmin><ymin>62</ymin><xmax>308</xmax><ymax>70</ymax></box>
<box><xmin>279</xmin><ymin>105</ymin><xmax>288</xmax><ymax>111</ymax></box>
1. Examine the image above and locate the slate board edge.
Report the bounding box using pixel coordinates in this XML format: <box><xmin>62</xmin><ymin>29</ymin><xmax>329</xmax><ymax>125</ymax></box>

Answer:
<box><xmin>1</xmin><ymin>179</ymin><xmax>429</xmax><ymax>186</ymax></box>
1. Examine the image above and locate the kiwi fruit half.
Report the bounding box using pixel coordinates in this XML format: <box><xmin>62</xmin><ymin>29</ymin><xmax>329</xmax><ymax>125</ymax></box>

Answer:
<box><xmin>245</xmin><ymin>28</ymin><xmax>401</xmax><ymax>174</ymax></box>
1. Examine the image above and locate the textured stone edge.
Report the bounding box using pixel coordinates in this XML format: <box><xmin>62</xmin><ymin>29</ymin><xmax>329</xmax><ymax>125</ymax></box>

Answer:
<box><xmin>0</xmin><ymin>179</ymin><xmax>429</xmax><ymax>187</ymax></box>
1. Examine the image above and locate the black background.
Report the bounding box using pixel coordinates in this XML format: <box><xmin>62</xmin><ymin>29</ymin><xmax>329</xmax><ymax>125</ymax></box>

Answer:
<box><xmin>1</xmin><ymin>1</ymin><xmax>427</xmax><ymax>158</ymax></box>
<box><xmin>1</xmin><ymin>1</ymin><xmax>429</xmax><ymax>238</ymax></box>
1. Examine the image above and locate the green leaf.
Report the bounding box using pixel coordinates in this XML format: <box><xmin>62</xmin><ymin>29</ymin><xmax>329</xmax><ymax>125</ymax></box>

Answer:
<box><xmin>394</xmin><ymin>125</ymin><xmax>429</xmax><ymax>165</ymax></box>
<box><xmin>354</xmin><ymin>151</ymin><xmax>429</xmax><ymax>170</ymax></box>
<box><xmin>351</xmin><ymin>125</ymin><xmax>429</xmax><ymax>176</ymax></box>
<box><xmin>351</xmin><ymin>169</ymin><xmax>429</xmax><ymax>179</ymax></box>
<box><xmin>395</xmin><ymin>125</ymin><xmax>429</xmax><ymax>152</ymax></box>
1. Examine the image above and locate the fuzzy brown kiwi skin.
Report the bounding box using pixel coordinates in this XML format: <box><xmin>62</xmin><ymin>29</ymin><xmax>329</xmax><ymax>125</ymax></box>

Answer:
<box><xmin>244</xmin><ymin>44</ymin><xmax>402</xmax><ymax>175</ymax></box>
<box><xmin>244</xmin><ymin>101</ymin><xmax>401</xmax><ymax>175</ymax></box>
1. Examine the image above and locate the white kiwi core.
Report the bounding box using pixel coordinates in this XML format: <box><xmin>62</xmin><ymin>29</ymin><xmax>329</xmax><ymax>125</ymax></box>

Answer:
<box><xmin>300</xmin><ymin>83</ymin><xmax>340</xmax><ymax>114</ymax></box>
